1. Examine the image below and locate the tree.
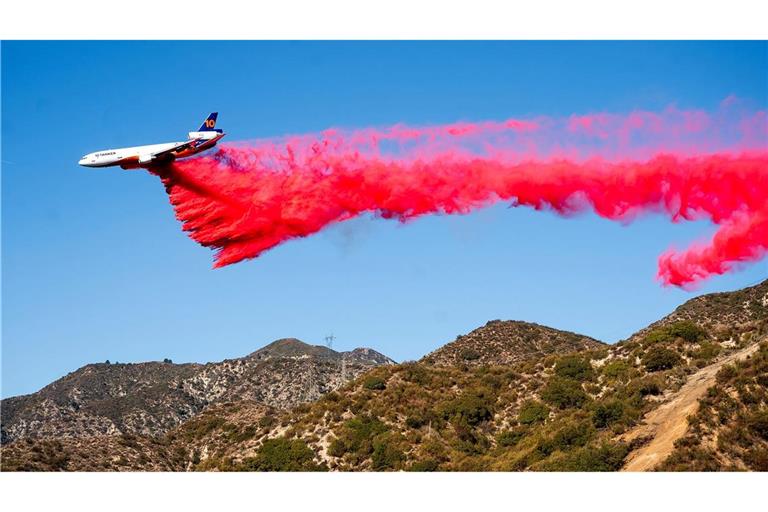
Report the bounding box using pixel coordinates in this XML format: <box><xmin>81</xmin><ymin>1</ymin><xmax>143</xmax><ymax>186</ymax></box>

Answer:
<box><xmin>163</xmin><ymin>358</ymin><xmax>173</xmax><ymax>364</ymax></box>
<box><xmin>105</xmin><ymin>360</ymin><xmax>111</xmax><ymax>365</ymax></box>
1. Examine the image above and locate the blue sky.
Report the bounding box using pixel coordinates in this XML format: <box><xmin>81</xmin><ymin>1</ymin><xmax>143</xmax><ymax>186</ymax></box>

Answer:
<box><xmin>2</xmin><ymin>41</ymin><xmax>767</xmax><ymax>398</ymax></box>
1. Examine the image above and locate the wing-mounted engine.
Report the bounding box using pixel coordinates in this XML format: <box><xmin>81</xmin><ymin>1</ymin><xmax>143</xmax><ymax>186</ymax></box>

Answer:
<box><xmin>138</xmin><ymin>153</ymin><xmax>154</xmax><ymax>165</ymax></box>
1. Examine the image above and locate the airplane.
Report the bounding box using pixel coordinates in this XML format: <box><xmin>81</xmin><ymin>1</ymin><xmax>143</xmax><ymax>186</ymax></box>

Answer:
<box><xmin>78</xmin><ymin>113</ymin><xmax>225</xmax><ymax>169</ymax></box>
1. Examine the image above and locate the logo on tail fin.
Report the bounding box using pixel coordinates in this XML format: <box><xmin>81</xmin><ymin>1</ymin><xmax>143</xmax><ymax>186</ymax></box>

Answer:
<box><xmin>198</xmin><ymin>112</ymin><xmax>218</xmax><ymax>131</ymax></box>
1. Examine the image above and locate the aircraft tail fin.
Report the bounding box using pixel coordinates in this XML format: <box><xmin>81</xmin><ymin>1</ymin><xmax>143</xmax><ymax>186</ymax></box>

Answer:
<box><xmin>197</xmin><ymin>112</ymin><xmax>219</xmax><ymax>131</ymax></box>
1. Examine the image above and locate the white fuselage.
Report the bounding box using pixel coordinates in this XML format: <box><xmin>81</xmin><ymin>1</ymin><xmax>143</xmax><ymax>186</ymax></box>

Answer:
<box><xmin>78</xmin><ymin>131</ymin><xmax>224</xmax><ymax>169</ymax></box>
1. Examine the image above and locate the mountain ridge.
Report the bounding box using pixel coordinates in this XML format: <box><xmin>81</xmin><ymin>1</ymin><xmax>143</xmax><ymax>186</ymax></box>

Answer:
<box><xmin>1</xmin><ymin>338</ymin><xmax>394</xmax><ymax>444</ymax></box>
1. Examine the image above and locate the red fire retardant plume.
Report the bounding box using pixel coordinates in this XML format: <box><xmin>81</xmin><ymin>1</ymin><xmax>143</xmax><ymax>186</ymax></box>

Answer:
<box><xmin>150</xmin><ymin>103</ymin><xmax>767</xmax><ymax>288</ymax></box>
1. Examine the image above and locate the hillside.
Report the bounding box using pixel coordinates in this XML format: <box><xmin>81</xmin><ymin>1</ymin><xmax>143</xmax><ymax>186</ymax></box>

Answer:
<box><xmin>1</xmin><ymin>339</ymin><xmax>394</xmax><ymax>444</ymax></box>
<box><xmin>0</xmin><ymin>401</ymin><xmax>274</xmax><ymax>472</ymax></box>
<box><xmin>2</xmin><ymin>279</ymin><xmax>766</xmax><ymax>472</ymax></box>
<box><xmin>624</xmin><ymin>279</ymin><xmax>768</xmax><ymax>344</ymax></box>
<box><xmin>423</xmin><ymin>320</ymin><xmax>604</xmax><ymax>367</ymax></box>
<box><xmin>182</xmin><ymin>279</ymin><xmax>766</xmax><ymax>472</ymax></box>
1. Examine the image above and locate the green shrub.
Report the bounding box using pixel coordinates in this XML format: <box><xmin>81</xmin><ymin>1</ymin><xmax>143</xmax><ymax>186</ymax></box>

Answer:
<box><xmin>592</xmin><ymin>400</ymin><xmax>625</xmax><ymax>428</ymax></box>
<box><xmin>183</xmin><ymin>415</ymin><xmax>226</xmax><ymax>440</ymax></box>
<box><xmin>536</xmin><ymin>442</ymin><xmax>629</xmax><ymax>471</ymax></box>
<box><xmin>541</xmin><ymin>378</ymin><xmax>589</xmax><ymax>409</ymax></box>
<box><xmin>452</xmin><ymin>421</ymin><xmax>491</xmax><ymax>454</ymax></box>
<box><xmin>665</xmin><ymin>321</ymin><xmax>708</xmax><ymax>343</ymax></box>
<box><xmin>404</xmin><ymin>409</ymin><xmax>437</xmax><ymax>430</ymax></box>
<box><xmin>497</xmin><ymin>427</ymin><xmax>527</xmax><ymax>447</ymax></box>
<box><xmin>327</xmin><ymin>438</ymin><xmax>347</xmax><ymax>458</ymax></box>
<box><xmin>716</xmin><ymin>364</ymin><xmax>738</xmax><ymax>384</ymax></box>
<box><xmin>554</xmin><ymin>356</ymin><xmax>594</xmax><ymax>381</ymax></box>
<box><xmin>630</xmin><ymin>376</ymin><xmax>664</xmax><ymax>396</ymax></box>
<box><xmin>517</xmin><ymin>400</ymin><xmax>550</xmax><ymax>425</ymax></box>
<box><xmin>330</xmin><ymin>415</ymin><xmax>389</xmax><ymax>458</ymax></box>
<box><xmin>441</xmin><ymin>392</ymin><xmax>494</xmax><ymax>427</ymax></box>
<box><xmin>405</xmin><ymin>415</ymin><xmax>425</xmax><ymax>429</ymax></box>
<box><xmin>642</xmin><ymin>347</ymin><xmax>683</xmax><ymax>372</ymax></box>
<box><xmin>601</xmin><ymin>360</ymin><xmax>632</xmax><ymax>380</ymax></box>
<box><xmin>400</xmin><ymin>363</ymin><xmax>431</xmax><ymax>385</ymax></box>
<box><xmin>644</xmin><ymin>321</ymin><xmax>707</xmax><ymax>346</ymax></box>
<box><xmin>243</xmin><ymin>438</ymin><xmax>325</xmax><ymax>471</ymax></box>
<box><xmin>409</xmin><ymin>459</ymin><xmax>440</xmax><ymax>471</ymax></box>
<box><xmin>363</xmin><ymin>376</ymin><xmax>387</xmax><ymax>391</ymax></box>
<box><xmin>551</xmin><ymin>419</ymin><xmax>595</xmax><ymax>450</ymax></box>
<box><xmin>371</xmin><ymin>435</ymin><xmax>406</xmax><ymax>470</ymax></box>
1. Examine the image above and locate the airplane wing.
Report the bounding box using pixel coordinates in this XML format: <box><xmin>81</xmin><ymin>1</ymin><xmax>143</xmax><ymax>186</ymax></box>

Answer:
<box><xmin>151</xmin><ymin>140</ymin><xmax>199</xmax><ymax>159</ymax></box>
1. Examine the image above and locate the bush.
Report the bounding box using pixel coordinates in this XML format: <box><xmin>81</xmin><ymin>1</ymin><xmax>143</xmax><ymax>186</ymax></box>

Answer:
<box><xmin>517</xmin><ymin>400</ymin><xmax>550</xmax><ymax>425</ymax></box>
<box><xmin>665</xmin><ymin>321</ymin><xmax>708</xmax><ymax>343</ymax></box>
<box><xmin>327</xmin><ymin>438</ymin><xmax>347</xmax><ymax>458</ymax></box>
<box><xmin>694</xmin><ymin>342</ymin><xmax>721</xmax><ymax>361</ymax></box>
<box><xmin>716</xmin><ymin>364</ymin><xmax>738</xmax><ymax>384</ymax></box>
<box><xmin>441</xmin><ymin>392</ymin><xmax>494</xmax><ymax>427</ymax></box>
<box><xmin>329</xmin><ymin>415</ymin><xmax>389</xmax><ymax>459</ymax></box>
<box><xmin>631</xmin><ymin>376</ymin><xmax>664</xmax><ymax>396</ymax></box>
<box><xmin>554</xmin><ymin>356</ymin><xmax>594</xmax><ymax>381</ymax></box>
<box><xmin>592</xmin><ymin>400</ymin><xmax>625</xmax><ymax>428</ymax></box>
<box><xmin>642</xmin><ymin>347</ymin><xmax>683</xmax><ymax>372</ymax></box>
<box><xmin>363</xmin><ymin>376</ymin><xmax>387</xmax><ymax>391</ymax></box>
<box><xmin>409</xmin><ymin>459</ymin><xmax>440</xmax><ymax>471</ymax></box>
<box><xmin>644</xmin><ymin>321</ymin><xmax>708</xmax><ymax>346</ymax></box>
<box><xmin>460</xmin><ymin>348</ymin><xmax>481</xmax><ymax>361</ymax></box>
<box><xmin>536</xmin><ymin>442</ymin><xmax>629</xmax><ymax>471</ymax></box>
<box><xmin>747</xmin><ymin>410</ymin><xmax>768</xmax><ymax>441</ymax></box>
<box><xmin>405</xmin><ymin>415</ymin><xmax>425</xmax><ymax>429</ymax></box>
<box><xmin>497</xmin><ymin>427</ymin><xmax>527</xmax><ymax>447</ymax></box>
<box><xmin>551</xmin><ymin>419</ymin><xmax>595</xmax><ymax>450</ymax></box>
<box><xmin>601</xmin><ymin>360</ymin><xmax>632</xmax><ymax>380</ymax></box>
<box><xmin>541</xmin><ymin>378</ymin><xmax>589</xmax><ymax>409</ymax></box>
<box><xmin>243</xmin><ymin>438</ymin><xmax>325</xmax><ymax>471</ymax></box>
<box><xmin>404</xmin><ymin>409</ymin><xmax>437</xmax><ymax>430</ymax></box>
<box><xmin>183</xmin><ymin>415</ymin><xmax>226</xmax><ymax>440</ymax></box>
<box><xmin>400</xmin><ymin>363</ymin><xmax>432</xmax><ymax>385</ymax></box>
<box><xmin>371</xmin><ymin>435</ymin><xmax>406</xmax><ymax>470</ymax></box>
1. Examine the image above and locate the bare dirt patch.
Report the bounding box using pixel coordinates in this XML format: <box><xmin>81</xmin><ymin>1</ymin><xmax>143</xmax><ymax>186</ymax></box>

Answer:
<box><xmin>620</xmin><ymin>342</ymin><xmax>760</xmax><ymax>471</ymax></box>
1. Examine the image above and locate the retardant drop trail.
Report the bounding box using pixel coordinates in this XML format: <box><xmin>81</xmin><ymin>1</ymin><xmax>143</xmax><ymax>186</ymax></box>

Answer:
<box><xmin>149</xmin><ymin>102</ymin><xmax>768</xmax><ymax>288</ymax></box>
